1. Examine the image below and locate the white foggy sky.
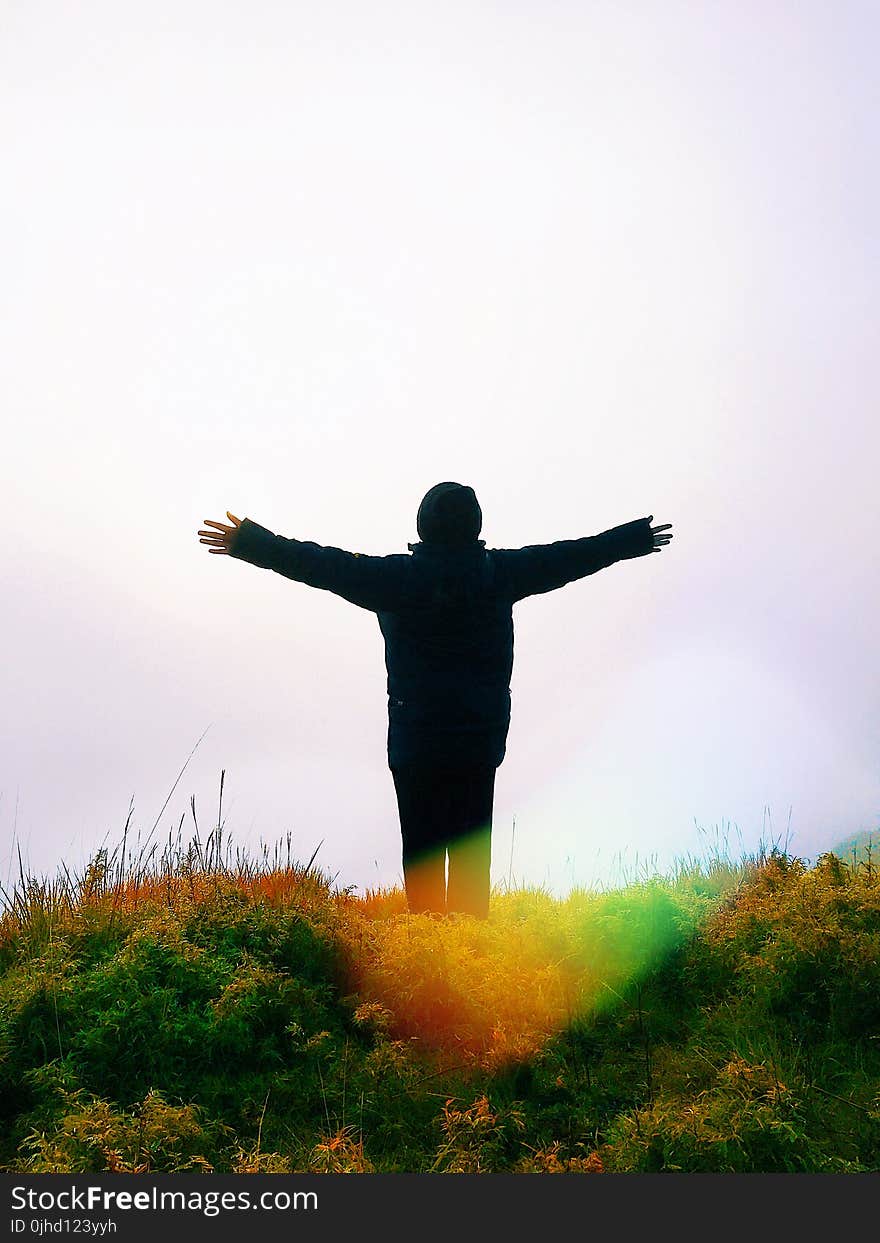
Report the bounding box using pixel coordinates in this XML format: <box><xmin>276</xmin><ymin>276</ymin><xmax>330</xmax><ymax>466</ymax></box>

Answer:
<box><xmin>2</xmin><ymin>1</ymin><xmax>878</xmax><ymax>897</ymax></box>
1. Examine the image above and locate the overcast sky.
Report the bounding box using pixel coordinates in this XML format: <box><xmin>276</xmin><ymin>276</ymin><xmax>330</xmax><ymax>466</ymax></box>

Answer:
<box><xmin>3</xmin><ymin>0</ymin><xmax>878</xmax><ymax>899</ymax></box>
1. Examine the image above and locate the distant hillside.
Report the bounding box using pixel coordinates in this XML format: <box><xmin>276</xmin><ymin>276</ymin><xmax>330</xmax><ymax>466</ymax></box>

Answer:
<box><xmin>830</xmin><ymin>828</ymin><xmax>879</xmax><ymax>865</ymax></box>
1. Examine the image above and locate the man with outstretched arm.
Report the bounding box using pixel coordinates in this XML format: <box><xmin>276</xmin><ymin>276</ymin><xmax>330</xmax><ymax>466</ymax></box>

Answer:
<box><xmin>198</xmin><ymin>482</ymin><xmax>672</xmax><ymax>918</ymax></box>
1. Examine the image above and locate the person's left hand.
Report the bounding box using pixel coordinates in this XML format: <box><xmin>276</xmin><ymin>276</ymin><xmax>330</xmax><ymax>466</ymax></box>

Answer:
<box><xmin>198</xmin><ymin>512</ymin><xmax>243</xmax><ymax>555</ymax></box>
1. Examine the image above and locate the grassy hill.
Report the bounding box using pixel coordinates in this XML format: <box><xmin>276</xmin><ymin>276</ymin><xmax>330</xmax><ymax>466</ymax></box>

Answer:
<box><xmin>829</xmin><ymin>828</ymin><xmax>878</xmax><ymax>868</ymax></box>
<box><xmin>1</xmin><ymin>828</ymin><xmax>878</xmax><ymax>1173</ymax></box>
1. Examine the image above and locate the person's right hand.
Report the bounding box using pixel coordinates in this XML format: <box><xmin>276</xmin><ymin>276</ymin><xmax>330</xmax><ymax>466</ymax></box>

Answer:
<box><xmin>648</xmin><ymin>516</ymin><xmax>673</xmax><ymax>552</ymax></box>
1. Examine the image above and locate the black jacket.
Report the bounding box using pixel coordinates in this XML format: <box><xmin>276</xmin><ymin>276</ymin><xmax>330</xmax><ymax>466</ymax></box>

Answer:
<box><xmin>228</xmin><ymin>516</ymin><xmax>655</xmax><ymax>770</ymax></box>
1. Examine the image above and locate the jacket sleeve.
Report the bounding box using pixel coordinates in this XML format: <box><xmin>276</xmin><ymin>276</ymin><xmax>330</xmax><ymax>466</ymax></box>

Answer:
<box><xmin>494</xmin><ymin>518</ymin><xmax>656</xmax><ymax>603</ymax></box>
<box><xmin>228</xmin><ymin>518</ymin><xmax>404</xmax><ymax>613</ymax></box>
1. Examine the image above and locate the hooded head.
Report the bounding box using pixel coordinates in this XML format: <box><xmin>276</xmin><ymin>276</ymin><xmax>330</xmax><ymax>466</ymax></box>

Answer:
<box><xmin>416</xmin><ymin>482</ymin><xmax>482</xmax><ymax>546</ymax></box>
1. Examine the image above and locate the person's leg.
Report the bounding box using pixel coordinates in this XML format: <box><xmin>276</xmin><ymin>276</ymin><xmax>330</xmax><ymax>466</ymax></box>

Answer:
<box><xmin>391</xmin><ymin>765</ymin><xmax>448</xmax><ymax>915</ymax></box>
<box><xmin>445</xmin><ymin>766</ymin><xmax>496</xmax><ymax>919</ymax></box>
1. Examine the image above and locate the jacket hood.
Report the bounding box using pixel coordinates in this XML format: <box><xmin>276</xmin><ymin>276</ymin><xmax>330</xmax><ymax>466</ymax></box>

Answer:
<box><xmin>416</xmin><ymin>482</ymin><xmax>483</xmax><ymax>546</ymax></box>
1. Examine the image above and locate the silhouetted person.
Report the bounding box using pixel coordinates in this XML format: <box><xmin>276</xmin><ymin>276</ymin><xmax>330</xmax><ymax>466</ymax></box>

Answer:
<box><xmin>198</xmin><ymin>485</ymin><xmax>672</xmax><ymax>918</ymax></box>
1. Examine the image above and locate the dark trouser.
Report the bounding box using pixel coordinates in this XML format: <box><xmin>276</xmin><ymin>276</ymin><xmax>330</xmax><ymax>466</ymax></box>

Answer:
<box><xmin>391</xmin><ymin>764</ymin><xmax>496</xmax><ymax>918</ymax></box>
